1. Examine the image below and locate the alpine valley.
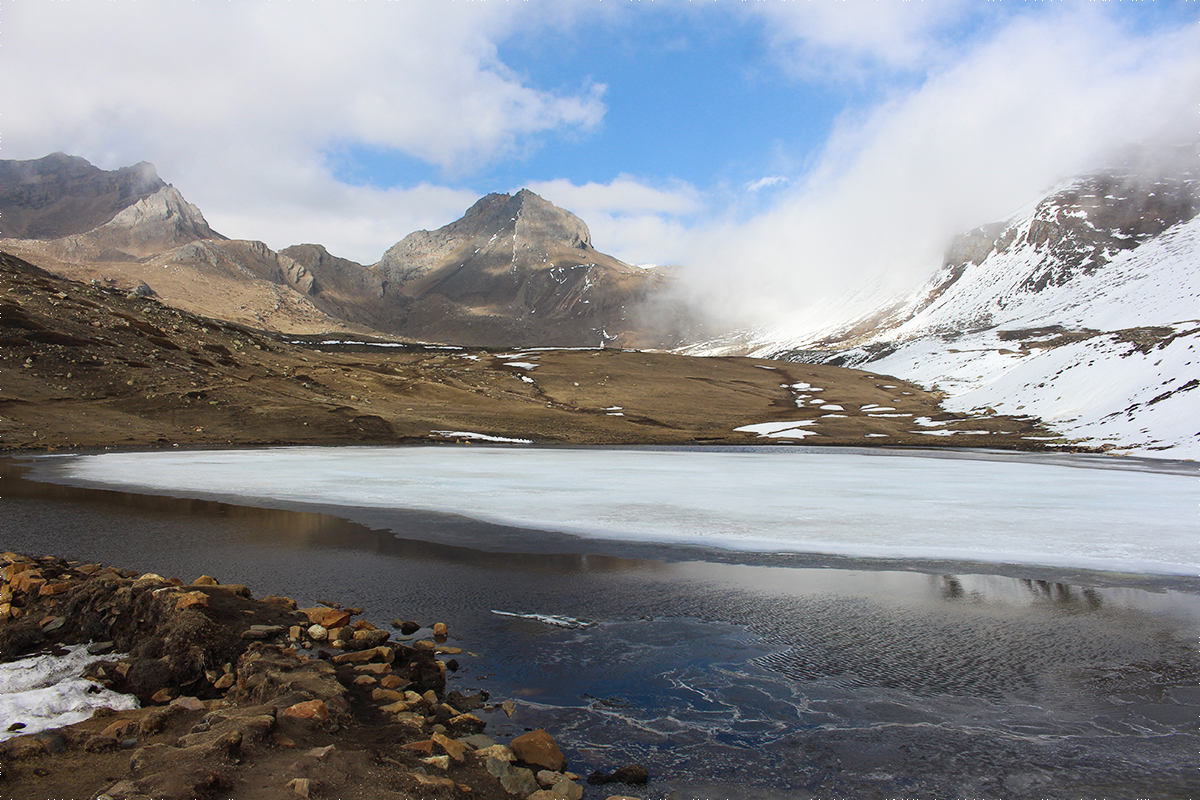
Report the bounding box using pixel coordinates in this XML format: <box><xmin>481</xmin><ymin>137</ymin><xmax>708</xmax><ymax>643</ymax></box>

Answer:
<box><xmin>688</xmin><ymin>146</ymin><xmax>1200</xmax><ymax>460</ymax></box>
<box><xmin>1</xmin><ymin>150</ymin><xmax>1197</xmax><ymax>458</ymax></box>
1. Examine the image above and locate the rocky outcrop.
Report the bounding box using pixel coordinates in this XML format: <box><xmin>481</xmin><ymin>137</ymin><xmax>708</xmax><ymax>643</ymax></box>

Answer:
<box><xmin>0</xmin><ymin>153</ymin><xmax>167</xmax><ymax>240</ymax></box>
<box><xmin>372</xmin><ymin>189</ymin><xmax>679</xmax><ymax>348</ymax></box>
<box><xmin>55</xmin><ymin>186</ymin><xmax>224</xmax><ymax>261</ymax></box>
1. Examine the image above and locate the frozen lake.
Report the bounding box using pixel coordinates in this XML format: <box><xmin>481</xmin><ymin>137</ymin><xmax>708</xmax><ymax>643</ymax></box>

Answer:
<box><xmin>45</xmin><ymin>445</ymin><xmax>1200</xmax><ymax>575</ymax></box>
<box><xmin>3</xmin><ymin>447</ymin><xmax>1199</xmax><ymax>798</ymax></box>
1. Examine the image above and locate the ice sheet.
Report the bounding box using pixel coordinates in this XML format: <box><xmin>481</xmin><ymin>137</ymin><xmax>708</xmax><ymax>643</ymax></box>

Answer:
<box><xmin>50</xmin><ymin>447</ymin><xmax>1199</xmax><ymax>575</ymax></box>
<box><xmin>0</xmin><ymin>644</ymin><xmax>138</xmax><ymax>741</ymax></box>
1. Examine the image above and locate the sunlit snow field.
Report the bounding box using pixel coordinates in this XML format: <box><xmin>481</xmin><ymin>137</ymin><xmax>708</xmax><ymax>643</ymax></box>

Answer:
<box><xmin>53</xmin><ymin>445</ymin><xmax>1198</xmax><ymax>575</ymax></box>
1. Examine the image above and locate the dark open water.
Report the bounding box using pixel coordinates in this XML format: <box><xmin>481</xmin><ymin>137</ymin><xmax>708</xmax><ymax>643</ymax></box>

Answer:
<box><xmin>1</xmin><ymin>455</ymin><xmax>1198</xmax><ymax>799</ymax></box>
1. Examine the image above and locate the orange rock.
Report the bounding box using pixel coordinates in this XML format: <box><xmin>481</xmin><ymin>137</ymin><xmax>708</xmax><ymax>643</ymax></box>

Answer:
<box><xmin>213</xmin><ymin>673</ymin><xmax>235</xmax><ymax>690</ymax></box>
<box><xmin>331</xmin><ymin>645</ymin><xmax>393</xmax><ymax>665</ymax></box>
<box><xmin>299</xmin><ymin>607</ymin><xmax>351</xmax><ymax>629</ymax></box>
<box><xmin>150</xmin><ymin>688</ymin><xmax>173</xmax><ymax>704</ymax></box>
<box><xmin>175</xmin><ymin>591</ymin><xmax>210</xmax><ymax>611</ymax></box>
<box><xmin>432</xmin><ymin>622</ymin><xmax>449</xmax><ymax>637</ymax></box>
<box><xmin>401</xmin><ymin>739</ymin><xmax>434</xmax><ymax>754</ymax></box>
<box><xmin>510</xmin><ymin>729</ymin><xmax>567</xmax><ymax>772</ymax></box>
<box><xmin>20</xmin><ymin>578</ymin><xmax>45</xmax><ymax>595</ymax></box>
<box><xmin>101</xmin><ymin>718</ymin><xmax>140</xmax><ymax>739</ymax></box>
<box><xmin>432</xmin><ymin>731</ymin><xmax>467</xmax><ymax>762</ymax></box>
<box><xmin>193</xmin><ymin>575</ymin><xmax>219</xmax><ymax>585</ymax></box>
<box><xmin>380</xmin><ymin>674</ymin><xmax>406</xmax><ymax>689</ymax></box>
<box><xmin>282</xmin><ymin>699</ymin><xmax>329</xmax><ymax>720</ymax></box>
<box><xmin>39</xmin><ymin>580</ymin><xmax>74</xmax><ymax>596</ymax></box>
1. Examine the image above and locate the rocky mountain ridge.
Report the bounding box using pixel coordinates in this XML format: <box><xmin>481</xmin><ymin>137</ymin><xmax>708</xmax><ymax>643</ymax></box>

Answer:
<box><xmin>0</xmin><ymin>155</ymin><xmax>680</xmax><ymax>348</ymax></box>
<box><xmin>0</xmin><ymin>152</ymin><xmax>167</xmax><ymax>240</ymax></box>
<box><xmin>692</xmin><ymin>151</ymin><xmax>1200</xmax><ymax>458</ymax></box>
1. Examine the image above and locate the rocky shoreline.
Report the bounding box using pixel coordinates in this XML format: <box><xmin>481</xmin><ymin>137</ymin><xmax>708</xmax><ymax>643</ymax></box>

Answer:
<box><xmin>0</xmin><ymin>552</ymin><xmax>649</xmax><ymax>800</ymax></box>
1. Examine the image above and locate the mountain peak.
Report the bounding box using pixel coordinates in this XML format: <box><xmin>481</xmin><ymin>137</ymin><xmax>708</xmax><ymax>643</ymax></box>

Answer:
<box><xmin>0</xmin><ymin>153</ymin><xmax>169</xmax><ymax>239</ymax></box>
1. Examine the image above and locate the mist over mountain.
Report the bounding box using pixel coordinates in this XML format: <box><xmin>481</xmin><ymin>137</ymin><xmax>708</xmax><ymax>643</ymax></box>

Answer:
<box><xmin>689</xmin><ymin>147</ymin><xmax>1200</xmax><ymax>457</ymax></box>
<box><xmin>0</xmin><ymin>152</ymin><xmax>168</xmax><ymax>240</ymax></box>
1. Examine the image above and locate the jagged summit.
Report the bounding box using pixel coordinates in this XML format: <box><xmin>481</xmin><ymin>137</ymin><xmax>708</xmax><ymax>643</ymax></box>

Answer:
<box><xmin>374</xmin><ymin>188</ymin><xmax>628</xmax><ymax>291</ymax></box>
<box><xmin>0</xmin><ymin>153</ymin><xmax>167</xmax><ymax>239</ymax></box>
<box><xmin>363</xmin><ymin>188</ymin><xmax>668</xmax><ymax>346</ymax></box>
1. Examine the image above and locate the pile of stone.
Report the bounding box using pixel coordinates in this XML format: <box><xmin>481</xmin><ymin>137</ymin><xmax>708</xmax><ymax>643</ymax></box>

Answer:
<box><xmin>0</xmin><ymin>552</ymin><xmax>649</xmax><ymax>800</ymax></box>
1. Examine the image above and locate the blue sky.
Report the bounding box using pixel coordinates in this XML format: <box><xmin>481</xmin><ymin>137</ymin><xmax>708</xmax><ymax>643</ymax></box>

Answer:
<box><xmin>5</xmin><ymin>0</ymin><xmax>1200</xmax><ymax>324</ymax></box>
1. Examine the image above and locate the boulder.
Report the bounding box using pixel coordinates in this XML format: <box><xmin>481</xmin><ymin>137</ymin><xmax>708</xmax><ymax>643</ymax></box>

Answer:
<box><xmin>510</xmin><ymin>728</ymin><xmax>567</xmax><ymax>772</ymax></box>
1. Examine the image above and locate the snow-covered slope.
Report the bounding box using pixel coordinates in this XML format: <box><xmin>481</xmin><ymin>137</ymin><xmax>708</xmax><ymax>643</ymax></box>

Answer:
<box><xmin>709</xmin><ymin>159</ymin><xmax>1200</xmax><ymax>458</ymax></box>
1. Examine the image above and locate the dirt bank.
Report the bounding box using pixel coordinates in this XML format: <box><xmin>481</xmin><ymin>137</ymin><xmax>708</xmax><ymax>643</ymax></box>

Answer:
<box><xmin>1</xmin><ymin>248</ymin><xmax>1061</xmax><ymax>453</ymax></box>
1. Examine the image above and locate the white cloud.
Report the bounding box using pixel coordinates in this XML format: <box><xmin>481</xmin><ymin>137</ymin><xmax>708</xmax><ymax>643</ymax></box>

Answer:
<box><xmin>753</xmin><ymin>0</ymin><xmax>971</xmax><ymax>76</ymax></box>
<box><xmin>2</xmin><ymin>0</ymin><xmax>604</xmax><ymax>260</ymax></box>
<box><xmin>679</xmin><ymin>8</ymin><xmax>1200</xmax><ymax>331</ymax></box>
<box><xmin>522</xmin><ymin>177</ymin><xmax>702</xmax><ymax>265</ymax></box>
<box><xmin>745</xmin><ymin>176</ymin><xmax>788</xmax><ymax>193</ymax></box>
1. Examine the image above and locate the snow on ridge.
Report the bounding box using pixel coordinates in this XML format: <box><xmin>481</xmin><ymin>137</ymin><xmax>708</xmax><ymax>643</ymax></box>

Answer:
<box><xmin>703</xmin><ymin>170</ymin><xmax>1200</xmax><ymax>459</ymax></box>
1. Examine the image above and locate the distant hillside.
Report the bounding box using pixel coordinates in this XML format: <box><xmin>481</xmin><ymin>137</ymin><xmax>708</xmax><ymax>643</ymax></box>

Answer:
<box><xmin>689</xmin><ymin>149</ymin><xmax>1200</xmax><ymax>458</ymax></box>
<box><xmin>0</xmin><ymin>155</ymin><xmax>689</xmax><ymax>348</ymax></box>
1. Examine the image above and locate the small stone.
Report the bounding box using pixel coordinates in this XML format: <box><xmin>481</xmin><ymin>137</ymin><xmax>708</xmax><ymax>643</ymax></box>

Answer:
<box><xmin>432</xmin><ymin>621</ymin><xmax>449</xmax><ymax>637</ymax></box>
<box><xmin>193</xmin><ymin>575</ymin><xmax>219</xmax><ymax>585</ymax></box>
<box><xmin>353</xmin><ymin>663</ymin><xmax>390</xmax><ymax>674</ymax></box>
<box><xmin>101</xmin><ymin>719</ymin><xmax>139</xmax><ymax>739</ymax></box>
<box><xmin>402</xmin><ymin>739</ymin><xmax>435</xmax><ymax>754</ymax></box>
<box><xmin>175</xmin><ymin>591</ymin><xmax>210</xmax><ymax>611</ymax></box>
<box><xmin>273</xmin><ymin>733</ymin><xmax>297</xmax><ymax>747</ymax></box>
<box><xmin>289</xmin><ymin>625</ymin><xmax>305</xmax><ymax>641</ymax></box>
<box><xmin>300</xmin><ymin>607</ymin><xmax>351</xmax><ymax>629</ymax></box>
<box><xmin>261</xmin><ymin>595</ymin><xmax>297</xmax><ymax>610</ymax></box>
<box><xmin>609</xmin><ymin>764</ymin><xmax>649</xmax><ymax>784</ymax></box>
<box><xmin>170</xmin><ymin>696</ymin><xmax>205</xmax><ymax>711</ymax></box>
<box><xmin>286</xmin><ymin>777</ymin><xmax>312</xmax><ymax>797</ymax></box>
<box><xmin>380</xmin><ymin>674</ymin><xmax>407</xmax><ymax>689</ymax></box>
<box><xmin>477</xmin><ymin>744</ymin><xmax>515</xmax><ymax>762</ymax></box>
<box><xmin>331</xmin><ymin>645</ymin><xmax>392</xmax><ymax>665</ymax></box>
<box><xmin>399</xmin><ymin>620</ymin><xmax>421</xmax><ymax>635</ymax></box>
<box><xmin>502</xmin><ymin>700</ymin><xmax>516</xmax><ymax>718</ymax></box>
<box><xmin>432</xmin><ymin>731</ymin><xmax>467</xmax><ymax>762</ymax></box>
<box><xmin>553</xmin><ymin>779</ymin><xmax>585</xmax><ymax>800</ymax></box>
<box><xmin>353</xmin><ymin>675</ymin><xmax>377</xmax><ymax>686</ymax></box>
<box><xmin>502</xmin><ymin>766</ymin><xmax>540</xmax><ymax>797</ymax></box>
<box><xmin>510</xmin><ymin>728</ymin><xmax>567</xmax><ymax>772</ymax></box>
<box><xmin>213</xmin><ymin>673</ymin><xmax>235</xmax><ymax>690</ymax></box>
<box><xmin>379</xmin><ymin>700</ymin><xmax>410</xmax><ymax>714</ymax></box>
<box><xmin>305</xmin><ymin>744</ymin><xmax>336</xmax><ymax>759</ymax></box>
<box><xmin>282</xmin><ymin>699</ymin><xmax>329</xmax><ymax>720</ymax></box>
<box><xmin>40</xmin><ymin>615</ymin><xmax>67</xmax><ymax>631</ymax></box>
<box><xmin>150</xmin><ymin>688</ymin><xmax>172</xmax><ymax>704</ymax></box>
<box><xmin>422</xmin><ymin>754</ymin><xmax>451</xmax><ymax>770</ymax></box>
<box><xmin>39</xmin><ymin>581</ymin><xmax>73</xmax><ymax>596</ymax></box>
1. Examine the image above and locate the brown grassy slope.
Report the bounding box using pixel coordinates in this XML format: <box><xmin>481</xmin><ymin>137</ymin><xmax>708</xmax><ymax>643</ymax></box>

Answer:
<box><xmin>0</xmin><ymin>249</ymin><xmax>1058</xmax><ymax>451</ymax></box>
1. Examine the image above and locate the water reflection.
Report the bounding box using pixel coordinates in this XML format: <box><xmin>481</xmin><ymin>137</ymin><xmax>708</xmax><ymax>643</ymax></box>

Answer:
<box><xmin>0</xmin><ymin>459</ymin><xmax>661</xmax><ymax>576</ymax></box>
<box><xmin>3</xmin><ymin>457</ymin><xmax>1199</xmax><ymax>798</ymax></box>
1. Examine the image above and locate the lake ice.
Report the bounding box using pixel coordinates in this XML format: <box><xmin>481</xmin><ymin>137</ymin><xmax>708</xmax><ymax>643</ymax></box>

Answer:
<box><xmin>53</xmin><ymin>446</ymin><xmax>1198</xmax><ymax>575</ymax></box>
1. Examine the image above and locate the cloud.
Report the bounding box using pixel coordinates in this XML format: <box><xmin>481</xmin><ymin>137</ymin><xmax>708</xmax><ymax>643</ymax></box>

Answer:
<box><xmin>679</xmin><ymin>7</ymin><xmax>1200</xmax><ymax>334</ymax></box>
<box><xmin>745</xmin><ymin>176</ymin><xmax>788</xmax><ymax>193</ymax></box>
<box><xmin>753</xmin><ymin>0</ymin><xmax>971</xmax><ymax>76</ymax></box>
<box><xmin>522</xmin><ymin>177</ymin><xmax>702</xmax><ymax>265</ymax></box>
<box><xmin>3</xmin><ymin>0</ymin><xmax>604</xmax><ymax>260</ymax></box>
